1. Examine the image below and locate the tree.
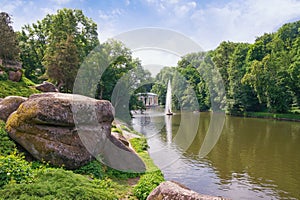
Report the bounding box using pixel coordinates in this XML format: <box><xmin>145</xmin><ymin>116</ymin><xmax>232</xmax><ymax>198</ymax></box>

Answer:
<box><xmin>212</xmin><ymin>41</ymin><xmax>237</xmax><ymax>93</ymax></box>
<box><xmin>289</xmin><ymin>37</ymin><xmax>300</xmax><ymax>104</ymax></box>
<box><xmin>227</xmin><ymin>43</ymin><xmax>260</xmax><ymax>113</ymax></box>
<box><xmin>18</xmin><ymin>8</ymin><xmax>99</xmax><ymax>83</ymax></box>
<box><xmin>0</xmin><ymin>12</ymin><xmax>19</xmax><ymax>61</ymax></box>
<box><xmin>96</xmin><ymin>39</ymin><xmax>135</xmax><ymax>100</ymax></box>
<box><xmin>151</xmin><ymin>67</ymin><xmax>176</xmax><ymax>105</ymax></box>
<box><xmin>177</xmin><ymin>52</ymin><xmax>210</xmax><ymax>111</ymax></box>
<box><xmin>43</xmin><ymin>35</ymin><xmax>79</xmax><ymax>92</ymax></box>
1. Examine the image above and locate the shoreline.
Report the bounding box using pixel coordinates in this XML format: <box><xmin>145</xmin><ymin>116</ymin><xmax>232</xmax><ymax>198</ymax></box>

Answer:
<box><xmin>228</xmin><ymin>112</ymin><xmax>300</xmax><ymax>122</ymax></box>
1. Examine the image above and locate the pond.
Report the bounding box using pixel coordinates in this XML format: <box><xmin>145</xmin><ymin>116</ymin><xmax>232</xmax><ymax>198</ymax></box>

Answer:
<box><xmin>131</xmin><ymin>109</ymin><xmax>300</xmax><ymax>200</ymax></box>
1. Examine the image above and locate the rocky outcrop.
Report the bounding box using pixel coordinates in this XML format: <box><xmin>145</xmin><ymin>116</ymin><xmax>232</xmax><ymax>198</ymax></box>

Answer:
<box><xmin>5</xmin><ymin>93</ymin><xmax>146</xmax><ymax>172</ymax></box>
<box><xmin>147</xmin><ymin>181</ymin><xmax>230</xmax><ymax>200</ymax></box>
<box><xmin>35</xmin><ymin>81</ymin><xmax>58</xmax><ymax>92</ymax></box>
<box><xmin>5</xmin><ymin>93</ymin><xmax>114</xmax><ymax>169</ymax></box>
<box><xmin>0</xmin><ymin>59</ymin><xmax>23</xmax><ymax>82</ymax></box>
<box><xmin>0</xmin><ymin>96</ymin><xmax>27</xmax><ymax>121</ymax></box>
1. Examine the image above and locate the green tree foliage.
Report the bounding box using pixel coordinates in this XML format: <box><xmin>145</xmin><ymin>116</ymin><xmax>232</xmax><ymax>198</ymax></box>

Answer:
<box><xmin>227</xmin><ymin>43</ymin><xmax>259</xmax><ymax>113</ymax></box>
<box><xmin>164</xmin><ymin>20</ymin><xmax>300</xmax><ymax>114</ymax></box>
<box><xmin>43</xmin><ymin>35</ymin><xmax>79</xmax><ymax>92</ymax></box>
<box><xmin>0</xmin><ymin>12</ymin><xmax>19</xmax><ymax>61</ymax></box>
<box><xmin>151</xmin><ymin>67</ymin><xmax>176</xmax><ymax>105</ymax></box>
<box><xmin>18</xmin><ymin>8</ymin><xmax>99</xmax><ymax>83</ymax></box>
<box><xmin>242</xmin><ymin>21</ymin><xmax>299</xmax><ymax>113</ymax></box>
<box><xmin>289</xmin><ymin>37</ymin><xmax>300</xmax><ymax>104</ymax></box>
<box><xmin>96</xmin><ymin>39</ymin><xmax>135</xmax><ymax>100</ymax></box>
<box><xmin>177</xmin><ymin>52</ymin><xmax>210</xmax><ymax>111</ymax></box>
<box><xmin>212</xmin><ymin>41</ymin><xmax>237</xmax><ymax>93</ymax></box>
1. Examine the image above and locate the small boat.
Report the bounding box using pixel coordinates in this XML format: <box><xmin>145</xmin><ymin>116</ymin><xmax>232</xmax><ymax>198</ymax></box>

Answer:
<box><xmin>166</xmin><ymin>109</ymin><xmax>173</xmax><ymax>115</ymax></box>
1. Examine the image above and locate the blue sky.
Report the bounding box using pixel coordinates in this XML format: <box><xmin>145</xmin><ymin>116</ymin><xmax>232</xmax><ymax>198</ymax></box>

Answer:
<box><xmin>1</xmin><ymin>0</ymin><xmax>300</xmax><ymax>51</ymax></box>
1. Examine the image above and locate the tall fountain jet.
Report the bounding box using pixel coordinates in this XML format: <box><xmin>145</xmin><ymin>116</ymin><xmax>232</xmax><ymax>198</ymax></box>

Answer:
<box><xmin>165</xmin><ymin>80</ymin><xmax>173</xmax><ymax>115</ymax></box>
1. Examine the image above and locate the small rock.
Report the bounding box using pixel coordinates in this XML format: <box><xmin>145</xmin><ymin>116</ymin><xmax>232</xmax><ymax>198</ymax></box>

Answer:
<box><xmin>35</xmin><ymin>81</ymin><xmax>58</xmax><ymax>92</ymax></box>
<box><xmin>0</xmin><ymin>96</ymin><xmax>27</xmax><ymax>121</ymax></box>
<box><xmin>147</xmin><ymin>181</ymin><xmax>230</xmax><ymax>200</ymax></box>
<box><xmin>8</xmin><ymin>70</ymin><xmax>22</xmax><ymax>82</ymax></box>
<box><xmin>111</xmin><ymin>131</ymin><xmax>129</xmax><ymax>146</ymax></box>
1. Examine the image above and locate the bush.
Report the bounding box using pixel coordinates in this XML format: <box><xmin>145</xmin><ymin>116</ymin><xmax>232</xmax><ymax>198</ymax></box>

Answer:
<box><xmin>0</xmin><ymin>120</ymin><xmax>17</xmax><ymax>156</ymax></box>
<box><xmin>0</xmin><ymin>154</ymin><xmax>33</xmax><ymax>188</ymax></box>
<box><xmin>133</xmin><ymin>171</ymin><xmax>164</xmax><ymax>200</ymax></box>
<box><xmin>0</xmin><ymin>71</ymin><xmax>8</xmax><ymax>81</ymax></box>
<box><xmin>130</xmin><ymin>137</ymin><xmax>149</xmax><ymax>153</ymax></box>
<box><xmin>74</xmin><ymin>160</ymin><xmax>105</xmax><ymax>179</ymax></box>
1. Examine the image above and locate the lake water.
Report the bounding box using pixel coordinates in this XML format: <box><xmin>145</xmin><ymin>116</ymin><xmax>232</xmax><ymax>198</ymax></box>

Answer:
<box><xmin>131</xmin><ymin>109</ymin><xmax>300</xmax><ymax>200</ymax></box>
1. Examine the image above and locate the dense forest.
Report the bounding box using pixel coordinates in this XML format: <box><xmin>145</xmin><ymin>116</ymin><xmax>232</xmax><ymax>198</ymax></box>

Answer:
<box><xmin>152</xmin><ymin>20</ymin><xmax>300</xmax><ymax>114</ymax></box>
<box><xmin>1</xmin><ymin>9</ymin><xmax>300</xmax><ymax>115</ymax></box>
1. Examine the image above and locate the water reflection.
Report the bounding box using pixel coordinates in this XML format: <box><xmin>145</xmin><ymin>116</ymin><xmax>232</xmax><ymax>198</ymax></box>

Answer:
<box><xmin>131</xmin><ymin>111</ymin><xmax>300</xmax><ymax>200</ymax></box>
<box><xmin>165</xmin><ymin>115</ymin><xmax>172</xmax><ymax>144</ymax></box>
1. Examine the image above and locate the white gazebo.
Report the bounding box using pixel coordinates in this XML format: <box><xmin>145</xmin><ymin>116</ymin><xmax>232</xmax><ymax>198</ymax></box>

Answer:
<box><xmin>137</xmin><ymin>92</ymin><xmax>159</xmax><ymax>107</ymax></box>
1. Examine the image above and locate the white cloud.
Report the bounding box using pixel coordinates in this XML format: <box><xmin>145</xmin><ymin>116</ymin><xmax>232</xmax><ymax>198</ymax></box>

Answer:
<box><xmin>190</xmin><ymin>0</ymin><xmax>300</xmax><ymax>49</ymax></box>
<box><xmin>174</xmin><ymin>1</ymin><xmax>196</xmax><ymax>17</ymax></box>
<box><xmin>50</xmin><ymin>0</ymin><xmax>72</xmax><ymax>5</ymax></box>
<box><xmin>96</xmin><ymin>9</ymin><xmax>125</xmax><ymax>42</ymax></box>
<box><xmin>98</xmin><ymin>8</ymin><xmax>123</xmax><ymax>20</ymax></box>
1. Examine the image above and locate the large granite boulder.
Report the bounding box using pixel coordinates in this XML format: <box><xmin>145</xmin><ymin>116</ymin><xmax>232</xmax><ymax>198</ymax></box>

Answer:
<box><xmin>147</xmin><ymin>181</ymin><xmax>230</xmax><ymax>200</ymax></box>
<box><xmin>6</xmin><ymin>93</ymin><xmax>146</xmax><ymax>171</ymax></box>
<box><xmin>35</xmin><ymin>81</ymin><xmax>58</xmax><ymax>92</ymax></box>
<box><xmin>0</xmin><ymin>96</ymin><xmax>27</xmax><ymax>121</ymax></box>
<box><xmin>5</xmin><ymin>93</ymin><xmax>113</xmax><ymax>169</ymax></box>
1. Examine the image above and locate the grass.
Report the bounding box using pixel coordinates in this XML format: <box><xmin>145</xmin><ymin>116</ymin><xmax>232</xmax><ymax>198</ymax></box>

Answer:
<box><xmin>0</xmin><ymin>119</ymin><xmax>164</xmax><ymax>200</ymax></box>
<box><xmin>0</xmin><ymin>168</ymin><xmax>118</xmax><ymax>200</ymax></box>
<box><xmin>0</xmin><ymin>77</ymin><xmax>39</xmax><ymax>98</ymax></box>
<box><xmin>0</xmin><ymin>120</ymin><xmax>16</xmax><ymax>156</ymax></box>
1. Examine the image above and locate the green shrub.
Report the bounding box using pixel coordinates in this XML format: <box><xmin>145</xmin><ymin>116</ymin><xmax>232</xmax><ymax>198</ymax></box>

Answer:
<box><xmin>74</xmin><ymin>160</ymin><xmax>105</xmax><ymax>179</ymax></box>
<box><xmin>130</xmin><ymin>137</ymin><xmax>149</xmax><ymax>153</ymax></box>
<box><xmin>0</xmin><ymin>168</ymin><xmax>117</xmax><ymax>199</ymax></box>
<box><xmin>0</xmin><ymin>154</ymin><xmax>34</xmax><ymax>188</ymax></box>
<box><xmin>133</xmin><ymin>171</ymin><xmax>164</xmax><ymax>200</ymax></box>
<box><xmin>0</xmin><ymin>71</ymin><xmax>8</xmax><ymax>81</ymax></box>
<box><xmin>0</xmin><ymin>120</ymin><xmax>17</xmax><ymax>156</ymax></box>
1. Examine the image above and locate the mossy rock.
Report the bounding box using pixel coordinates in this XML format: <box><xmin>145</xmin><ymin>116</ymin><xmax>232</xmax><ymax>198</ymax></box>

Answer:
<box><xmin>0</xmin><ymin>96</ymin><xmax>27</xmax><ymax>121</ymax></box>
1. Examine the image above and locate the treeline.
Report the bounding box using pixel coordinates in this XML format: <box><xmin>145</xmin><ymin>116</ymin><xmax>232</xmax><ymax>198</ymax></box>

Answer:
<box><xmin>152</xmin><ymin>20</ymin><xmax>300</xmax><ymax>114</ymax></box>
<box><xmin>0</xmin><ymin>9</ymin><xmax>151</xmax><ymax>113</ymax></box>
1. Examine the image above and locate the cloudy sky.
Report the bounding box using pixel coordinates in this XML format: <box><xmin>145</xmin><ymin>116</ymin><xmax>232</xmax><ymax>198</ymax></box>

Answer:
<box><xmin>1</xmin><ymin>0</ymin><xmax>300</xmax><ymax>50</ymax></box>
<box><xmin>1</xmin><ymin>0</ymin><xmax>300</xmax><ymax>72</ymax></box>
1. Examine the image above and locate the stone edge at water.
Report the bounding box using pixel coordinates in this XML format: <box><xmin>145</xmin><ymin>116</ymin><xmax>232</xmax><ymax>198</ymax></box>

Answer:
<box><xmin>147</xmin><ymin>181</ymin><xmax>231</xmax><ymax>200</ymax></box>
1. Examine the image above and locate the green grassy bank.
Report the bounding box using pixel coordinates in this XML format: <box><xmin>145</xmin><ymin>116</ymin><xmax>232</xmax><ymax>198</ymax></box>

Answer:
<box><xmin>0</xmin><ymin>120</ymin><xmax>164</xmax><ymax>200</ymax></box>
<box><xmin>0</xmin><ymin>78</ymin><xmax>39</xmax><ymax>98</ymax></box>
<box><xmin>230</xmin><ymin>111</ymin><xmax>300</xmax><ymax>122</ymax></box>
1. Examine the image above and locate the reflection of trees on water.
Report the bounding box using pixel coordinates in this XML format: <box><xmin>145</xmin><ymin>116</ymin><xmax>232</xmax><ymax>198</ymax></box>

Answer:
<box><xmin>205</xmin><ymin>117</ymin><xmax>300</xmax><ymax>199</ymax></box>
